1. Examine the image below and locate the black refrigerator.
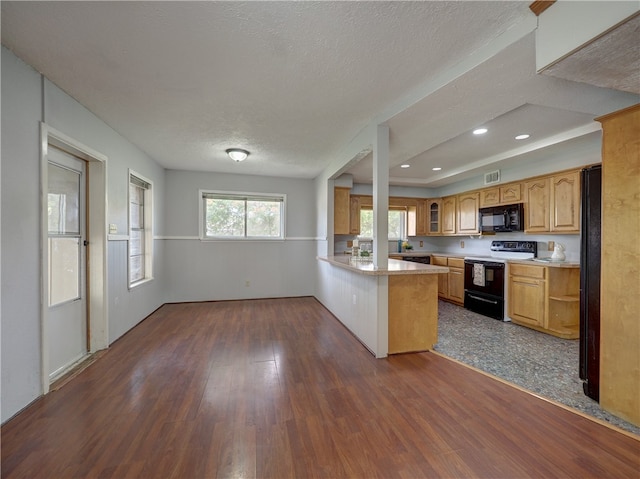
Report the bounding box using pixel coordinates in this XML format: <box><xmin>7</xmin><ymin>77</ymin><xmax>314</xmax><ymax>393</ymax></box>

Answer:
<box><xmin>579</xmin><ymin>165</ymin><xmax>602</xmax><ymax>401</ymax></box>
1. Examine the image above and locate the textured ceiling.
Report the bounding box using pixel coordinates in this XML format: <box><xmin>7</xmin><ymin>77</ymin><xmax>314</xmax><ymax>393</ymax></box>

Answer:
<box><xmin>2</xmin><ymin>1</ymin><xmax>638</xmax><ymax>186</ymax></box>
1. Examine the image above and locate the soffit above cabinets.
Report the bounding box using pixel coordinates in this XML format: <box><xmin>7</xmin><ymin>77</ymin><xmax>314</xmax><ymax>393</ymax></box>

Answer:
<box><xmin>541</xmin><ymin>14</ymin><xmax>640</xmax><ymax>95</ymax></box>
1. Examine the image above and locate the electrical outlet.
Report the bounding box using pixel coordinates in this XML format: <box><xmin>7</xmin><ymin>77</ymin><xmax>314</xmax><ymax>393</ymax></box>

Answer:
<box><xmin>109</xmin><ymin>223</ymin><xmax>117</xmax><ymax>234</ymax></box>
<box><xmin>419</xmin><ymin>241</ymin><xmax>423</xmax><ymax>247</ymax></box>
<box><xmin>245</xmin><ymin>280</ymin><xmax>250</xmax><ymax>287</ymax></box>
<box><xmin>352</xmin><ymin>294</ymin><xmax>357</xmax><ymax>305</ymax></box>
<box><xmin>548</xmin><ymin>241</ymin><xmax>555</xmax><ymax>251</ymax></box>
<box><xmin>460</xmin><ymin>240</ymin><xmax>465</xmax><ymax>248</ymax></box>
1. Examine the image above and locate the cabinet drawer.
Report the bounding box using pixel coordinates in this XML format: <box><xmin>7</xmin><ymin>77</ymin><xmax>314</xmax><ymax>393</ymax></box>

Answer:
<box><xmin>432</xmin><ymin>256</ymin><xmax>448</xmax><ymax>266</ymax></box>
<box><xmin>510</xmin><ymin>263</ymin><xmax>545</xmax><ymax>279</ymax></box>
<box><xmin>447</xmin><ymin>257</ymin><xmax>465</xmax><ymax>268</ymax></box>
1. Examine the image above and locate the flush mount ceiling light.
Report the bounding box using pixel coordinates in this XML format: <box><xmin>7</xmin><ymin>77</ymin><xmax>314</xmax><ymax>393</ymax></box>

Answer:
<box><xmin>400</xmin><ymin>164</ymin><xmax>410</xmax><ymax>168</ymax></box>
<box><xmin>515</xmin><ymin>134</ymin><xmax>530</xmax><ymax>140</ymax></box>
<box><xmin>473</xmin><ymin>128</ymin><xmax>488</xmax><ymax>135</ymax></box>
<box><xmin>226</xmin><ymin>148</ymin><xmax>249</xmax><ymax>162</ymax></box>
<box><xmin>432</xmin><ymin>167</ymin><xmax>442</xmax><ymax>171</ymax></box>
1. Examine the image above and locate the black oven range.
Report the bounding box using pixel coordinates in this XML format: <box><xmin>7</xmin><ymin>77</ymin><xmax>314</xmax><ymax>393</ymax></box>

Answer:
<box><xmin>463</xmin><ymin>241</ymin><xmax>537</xmax><ymax>321</ymax></box>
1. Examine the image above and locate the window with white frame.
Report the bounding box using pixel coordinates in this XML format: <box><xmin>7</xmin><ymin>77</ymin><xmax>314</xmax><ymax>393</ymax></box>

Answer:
<box><xmin>358</xmin><ymin>207</ymin><xmax>406</xmax><ymax>240</ymax></box>
<box><xmin>201</xmin><ymin>191</ymin><xmax>285</xmax><ymax>239</ymax></box>
<box><xmin>129</xmin><ymin>172</ymin><xmax>153</xmax><ymax>286</ymax></box>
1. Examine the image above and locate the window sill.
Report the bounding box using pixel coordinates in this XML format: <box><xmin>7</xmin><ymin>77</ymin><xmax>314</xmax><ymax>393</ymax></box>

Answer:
<box><xmin>128</xmin><ymin>277</ymin><xmax>154</xmax><ymax>291</ymax></box>
<box><xmin>199</xmin><ymin>237</ymin><xmax>285</xmax><ymax>242</ymax></box>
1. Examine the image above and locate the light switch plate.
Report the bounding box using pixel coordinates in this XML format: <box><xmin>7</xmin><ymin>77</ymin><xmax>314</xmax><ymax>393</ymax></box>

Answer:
<box><xmin>109</xmin><ymin>223</ymin><xmax>117</xmax><ymax>234</ymax></box>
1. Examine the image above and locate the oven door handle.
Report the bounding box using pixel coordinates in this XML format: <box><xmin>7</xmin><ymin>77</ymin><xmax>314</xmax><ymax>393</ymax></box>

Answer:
<box><xmin>468</xmin><ymin>294</ymin><xmax>499</xmax><ymax>305</ymax></box>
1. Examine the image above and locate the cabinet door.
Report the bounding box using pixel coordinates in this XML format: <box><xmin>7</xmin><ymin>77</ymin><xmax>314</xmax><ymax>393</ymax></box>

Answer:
<box><xmin>509</xmin><ymin>275</ymin><xmax>546</xmax><ymax>327</ymax></box>
<box><xmin>457</xmin><ymin>192</ymin><xmax>480</xmax><ymax>234</ymax></box>
<box><xmin>480</xmin><ymin>188</ymin><xmax>500</xmax><ymax>207</ymax></box>
<box><xmin>500</xmin><ymin>183</ymin><xmax>522</xmax><ymax>204</ymax></box>
<box><xmin>448</xmin><ymin>267</ymin><xmax>465</xmax><ymax>303</ymax></box>
<box><xmin>442</xmin><ymin>196</ymin><xmax>457</xmax><ymax>235</ymax></box>
<box><xmin>349</xmin><ymin>196</ymin><xmax>360</xmax><ymax>235</ymax></box>
<box><xmin>432</xmin><ymin>256</ymin><xmax>448</xmax><ymax>297</ymax></box>
<box><xmin>427</xmin><ymin>199</ymin><xmax>442</xmax><ymax>235</ymax></box>
<box><xmin>415</xmin><ymin>199</ymin><xmax>428</xmax><ymax>236</ymax></box>
<box><xmin>551</xmin><ymin>172</ymin><xmax>580</xmax><ymax>232</ymax></box>
<box><xmin>525</xmin><ymin>178</ymin><xmax>550</xmax><ymax>233</ymax></box>
<box><xmin>334</xmin><ymin>187</ymin><xmax>350</xmax><ymax>235</ymax></box>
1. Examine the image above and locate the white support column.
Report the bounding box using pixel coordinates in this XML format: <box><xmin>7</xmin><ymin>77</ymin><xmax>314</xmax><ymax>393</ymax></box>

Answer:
<box><xmin>373</xmin><ymin>124</ymin><xmax>389</xmax><ymax>358</ymax></box>
<box><xmin>372</xmin><ymin>124</ymin><xmax>389</xmax><ymax>269</ymax></box>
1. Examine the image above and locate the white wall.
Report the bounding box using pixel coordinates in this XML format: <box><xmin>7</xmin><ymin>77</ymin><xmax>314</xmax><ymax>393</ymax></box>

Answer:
<box><xmin>1</xmin><ymin>47</ymin><xmax>44</xmax><ymax>420</ymax></box>
<box><xmin>162</xmin><ymin>170</ymin><xmax>317</xmax><ymax>302</ymax></box>
<box><xmin>1</xmin><ymin>47</ymin><xmax>166</xmax><ymax>422</ymax></box>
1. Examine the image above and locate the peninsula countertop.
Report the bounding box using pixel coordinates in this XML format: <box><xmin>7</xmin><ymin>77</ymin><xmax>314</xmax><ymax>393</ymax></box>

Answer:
<box><xmin>317</xmin><ymin>255</ymin><xmax>449</xmax><ymax>276</ymax></box>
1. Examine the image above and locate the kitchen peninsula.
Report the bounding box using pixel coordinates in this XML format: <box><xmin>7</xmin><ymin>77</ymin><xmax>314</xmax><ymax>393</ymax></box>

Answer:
<box><xmin>317</xmin><ymin>256</ymin><xmax>448</xmax><ymax>357</ymax></box>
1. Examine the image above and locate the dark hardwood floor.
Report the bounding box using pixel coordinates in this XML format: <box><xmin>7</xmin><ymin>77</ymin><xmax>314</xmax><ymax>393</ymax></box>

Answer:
<box><xmin>2</xmin><ymin>297</ymin><xmax>639</xmax><ymax>478</ymax></box>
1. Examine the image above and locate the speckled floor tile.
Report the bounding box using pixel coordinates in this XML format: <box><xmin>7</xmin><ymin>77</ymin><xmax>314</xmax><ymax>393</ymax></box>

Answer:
<box><xmin>435</xmin><ymin>300</ymin><xmax>640</xmax><ymax>436</ymax></box>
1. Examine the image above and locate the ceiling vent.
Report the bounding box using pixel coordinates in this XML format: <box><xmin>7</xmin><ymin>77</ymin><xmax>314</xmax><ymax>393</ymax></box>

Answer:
<box><xmin>484</xmin><ymin>170</ymin><xmax>501</xmax><ymax>185</ymax></box>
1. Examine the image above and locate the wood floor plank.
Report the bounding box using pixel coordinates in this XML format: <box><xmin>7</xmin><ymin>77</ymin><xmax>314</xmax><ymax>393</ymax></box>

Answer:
<box><xmin>2</xmin><ymin>297</ymin><xmax>639</xmax><ymax>478</ymax></box>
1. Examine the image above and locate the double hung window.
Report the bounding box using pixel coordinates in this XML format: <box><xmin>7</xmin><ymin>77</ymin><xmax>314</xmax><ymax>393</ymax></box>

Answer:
<box><xmin>129</xmin><ymin>172</ymin><xmax>153</xmax><ymax>286</ymax></box>
<box><xmin>358</xmin><ymin>207</ymin><xmax>406</xmax><ymax>240</ymax></box>
<box><xmin>201</xmin><ymin>191</ymin><xmax>285</xmax><ymax>239</ymax></box>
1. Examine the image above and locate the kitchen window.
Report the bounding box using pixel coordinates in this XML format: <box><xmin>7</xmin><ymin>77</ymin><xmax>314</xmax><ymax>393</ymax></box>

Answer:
<box><xmin>129</xmin><ymin>171</ymin><xmax>153</xmax><ymax>287</ymax></box>
<box><xmin>359</xmin><ymin>207</ymin><xmax>406</xmax><ymax>240</ymax></box>
<box><xmin>201</xmin><ymin>190</ymin><xmax>285</xmax><ymax>240</ymax></box>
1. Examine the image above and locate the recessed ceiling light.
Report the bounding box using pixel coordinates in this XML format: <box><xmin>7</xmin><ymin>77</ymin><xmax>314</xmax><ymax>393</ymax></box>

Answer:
<box><xmin>400</xmin><ymin>164</ymin><xmax>410</xmax><ymax>168</ymax></box>
<box><xmin>473</xmin><ymin>128</ymin><xmax>488</xmax><ymax>135</ymax></box>
<box><xmin>432</xmin><ymin>167</ymin><xmax>442</xmax><ymax>171</ymax></box>
<box><xmin>515</xmin><ymin>134</ymin><xmax>530</xmax><ymax>140</ymax></box>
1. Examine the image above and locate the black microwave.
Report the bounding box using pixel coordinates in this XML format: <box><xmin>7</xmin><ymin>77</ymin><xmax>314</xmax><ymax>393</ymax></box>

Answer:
<box><xmin>479</xmin><ymin>203</ymin><xmax>524</xmax><ymax>232</ymax></box>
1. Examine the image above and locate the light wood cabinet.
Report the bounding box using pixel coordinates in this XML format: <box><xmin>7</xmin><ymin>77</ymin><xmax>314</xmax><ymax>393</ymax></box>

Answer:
<box><xmin>334</xmin><ymin>187</ymin><xmax>351</xmax><ymax>235</ymax></box>
<box><xmin>480</xmin><ymin>183</ymin><xmax>522</xmax><ymax>207</ymax></box>
<box><xmin>432</xmin><ymin>256</ymin><xmax>449</xmax><ymax>298</ymax></box>
<box><xmin>447</xmin><ymin>258</ymin><xmax>465</xmax><ymax>304</ymax></box>
<box><xmin>349</xmin><ymin>196</ymin><xmax>360</xmax><ymax>235</ymax></box>
<box><xmin>508</xmin><ymin>263</ymin><xmax>579</xmax><ymax>339</ymax></box>
<box><xmin>525</xmin><ymin>170</ymin><xmax>580</xmax><ymax>234</ymax></box>
<box><xmin>597</xmin><ymin>104</ymin><xmax>640</xmax><ymax>425</ymax></box>
<box><xmin>457</xmin><ymin>192</ymin><xmax>480</xmax><ymax>234</ymax></box>
<box><xmin>407</xmin><ymin>199</ymin><xmax>428</xmax><ymax>237</ymax></box>
<box><xmin>433</xmin><ymin>256</ymin><xmax>463</xmax><ymax>305</ymax></box>
<box><xmin>441</xmin><ymin>196</ymin><xmax>457</xmax><ymax>235</ymax></box>
<box><xmin>551</xmin><ymin>171</ymin><xmax>580</xmax><ymax>232</ymax></box>
<box><xmin>427</xmin><ymin>199</ymin><xmax>442</xmax><ymax>235</ymax></box>
<box><xmin>415</xmin><ymin>199</ymin><xmax>428</xmax><ymax>236</ymax></box>
<box><xmin>524</xmin><ymin>178</ymin><xmax>550</xmax><ymax>233</ymax></box>
<box><xmin>509</xmin><ymin>264</ymin><xmax>546</xmax><ymax>328</ymax></box>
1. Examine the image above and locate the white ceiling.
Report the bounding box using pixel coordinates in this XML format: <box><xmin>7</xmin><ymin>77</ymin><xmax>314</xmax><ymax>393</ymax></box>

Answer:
<box><xmin>2</xmin><ymin>1</ymin><xmax>638</xmax><ymax>187</ymax></box>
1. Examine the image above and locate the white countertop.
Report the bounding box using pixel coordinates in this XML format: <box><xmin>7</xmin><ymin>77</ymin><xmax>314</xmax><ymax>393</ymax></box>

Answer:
<box><xmin>318</xmin><ymin>255</ymin><xmax>449</xmax><ymax>276</ymax></box>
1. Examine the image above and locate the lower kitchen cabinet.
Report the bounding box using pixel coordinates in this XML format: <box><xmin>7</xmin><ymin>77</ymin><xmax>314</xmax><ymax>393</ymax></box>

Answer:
<box><xmin>447</xmin><ymin>258</ymin><xmax>465</xmax><ymax>304</ymax></box>
<box><xmin>508</xmin><ymin>262</ymin><xmax>579</xmax><ymax>339</ymax></box>
<box><xmin>433</xmin><ymin>256</ymin><xmax>464</xmax><ymax>305</ymax></box>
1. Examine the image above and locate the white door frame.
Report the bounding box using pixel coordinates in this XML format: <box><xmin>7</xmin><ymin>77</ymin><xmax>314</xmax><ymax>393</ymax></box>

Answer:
<box><xmin>40</xmin><ymin>123</ymin><xmax>108</xmax><ymax>393</ymax></box>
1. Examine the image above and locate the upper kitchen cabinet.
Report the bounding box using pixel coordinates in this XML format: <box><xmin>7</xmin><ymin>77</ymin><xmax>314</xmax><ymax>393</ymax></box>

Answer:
<box><xmin>334</xmin><ymin>187</ymin><xmax>351</xmax><ymax>235</ymax></box>
<box><xmin>551</xmin><ymin>171</ymin><xmax>580</xmax><ymax>232</ymax></box>
<box><xmin>480</xmin><ymin>182</ymin><xmax>522</xmax><ymax>207</ymax></box>
<box><xmin>407</xmin><ymin>199</ymin><xmax>428</xmax><ymax>237</ymax></box>
<box><xmin>427</xmin><ymin>199</ymin><xmax>442</xmax><ymax>235</ymax></box>
<box><xmin>457</xmin><ymin>192</ymin><xmax>480</xmax><ymax>235</ymax></box>
<box><xmin>441</xmin><ymin>196</ymin><xmax>457</xmax><ymax>235</ymax></box>
<box><xmin>525</xmin><ymin>169</ymin><xmax>580</xmax><ymax>234</ymax></box>
<box><xmin>525</xmin><ymin>178</ymin><xmax>551</xmax><ymax>233</ymax></box>
<box><xmin>349</xmin><ymin>196</ymin><xmax>361</xmax><ymax>235</ymax></box>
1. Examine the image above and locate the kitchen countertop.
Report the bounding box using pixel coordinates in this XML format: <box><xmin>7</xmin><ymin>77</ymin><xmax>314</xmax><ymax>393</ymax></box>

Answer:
<box><xmin>509</xmin><ymin>258</ymin><xmax>580</xmax><ymax>268</ymax></box>
<box><xmin>318</xmin><ymin>255</ymin><xmax>449</xmax><ymax>276</ymax></box>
